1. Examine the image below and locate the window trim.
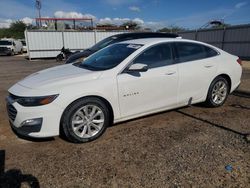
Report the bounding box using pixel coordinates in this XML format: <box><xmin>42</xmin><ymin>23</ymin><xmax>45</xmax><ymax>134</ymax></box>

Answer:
<box><xmin>173</xmin><ymin>42</ymin><xmax>220</xmax><ymax>64</ymax></box>
<box><xmin>120</xmin><ymin>42</ymin><xmax>175</xmax><ymax>74</ymax></box>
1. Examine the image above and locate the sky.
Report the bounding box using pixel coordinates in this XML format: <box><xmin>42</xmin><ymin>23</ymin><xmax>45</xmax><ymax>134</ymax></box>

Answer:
<box><xmin>0</xmin><ymin>0</ymin><xmax>249</xmax><ymax>30</ymax></box>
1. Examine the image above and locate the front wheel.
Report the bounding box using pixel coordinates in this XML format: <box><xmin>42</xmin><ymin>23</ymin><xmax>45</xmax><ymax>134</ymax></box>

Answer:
<box><xmin>205</xmin><ymin>76</ymin><xmax>229</xmax><ymax>107</ymax></box>
<box><xmin>56</xmin><ymin>54</ymin><xmax>64</xmax><ymax>61</ymax></box>
<box><xmin>61</xmin><ymin>97</ymin><xmax>111</xmax><ymax>143</ymax></box>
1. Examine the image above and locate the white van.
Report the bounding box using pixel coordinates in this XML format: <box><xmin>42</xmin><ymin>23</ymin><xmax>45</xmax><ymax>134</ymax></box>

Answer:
<box><xmin>0</xmin><ymin>38</ymin><xmax>23</xmax><ymax>55</ymax></box>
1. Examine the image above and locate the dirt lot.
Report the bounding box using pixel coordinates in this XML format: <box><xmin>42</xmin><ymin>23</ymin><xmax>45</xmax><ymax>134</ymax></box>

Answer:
<box><xmin>0</xmin><ymin>56</ymin><xmax>249</xmax><ymax>188</ymax></box>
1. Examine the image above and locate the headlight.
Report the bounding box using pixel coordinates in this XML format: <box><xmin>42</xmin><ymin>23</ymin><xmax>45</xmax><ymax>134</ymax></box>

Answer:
<box><xmin>16</xmin><ymin>95</ymin><xmax>58</xmax><ymax>107</ymax></box>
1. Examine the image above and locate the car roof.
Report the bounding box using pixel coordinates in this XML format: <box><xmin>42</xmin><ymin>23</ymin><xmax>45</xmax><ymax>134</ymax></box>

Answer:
<box><xmin>120</xmin><ymin>38</ymin><xmax>210</xmax><ymax>46</ymax></box>
<box><xmin>112</xmin><ymin>32</ymin><xmax>179</xmax><ymax>39</ymax></box>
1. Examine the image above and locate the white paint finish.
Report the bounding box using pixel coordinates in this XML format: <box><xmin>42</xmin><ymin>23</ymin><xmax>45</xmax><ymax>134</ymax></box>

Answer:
<box><xmin>177</xmin><ymin>56</ymin><xmax>218</xmax><ymax>105</ymax></box>
<box><xmin>117</xmin><ymin>64</ymin><xmax>178</xmax><ymax>118</ymax></box>
<box><xmin>0</xmin><ymin>38</ymin><xmax>23</xmax><ymax>54</ymax></box>
<box><xmin>8</xmin><ymin>38</ymin><xmax>242</xmax><ymax>138</ymax></box>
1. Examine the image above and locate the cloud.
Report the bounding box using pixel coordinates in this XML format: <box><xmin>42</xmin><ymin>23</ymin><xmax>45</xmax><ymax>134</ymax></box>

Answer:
<box><xmin>144</xmin><ymin>21</ymin><xmax>166</xmax><ymax>30</ymax></box>
<box><xmin>105</xmin><ymin>0</ymin><xmax>140</xmax><ymax>5</ymax></box>
<box><xmin>235</xmin><ymin>2</ymin><xmax>248</xmax><ymax>9</ymax></box>
<box><xmin>0</xmin><ymin>17</ymin><xmax>33</xmax><ymax>28</ymax></box>
<box><xmin>133</xmin><ymin>18</ymin><xmax>144</xmax><ymax>25</ymax></box>
<box><xmin>129</xmin><ymin>6</ymin><xmax>141</xmax><ymax>12</ymax></box>
<box><xmin>22</xmin><ymin>17</ymin><xmax>33</xmax><ymax>25</ymax></box>
<box><xmin>0</xmin><ymin>19</ymin><xmax>13</xmax><ymax>28</ymax></box>
<box><xmin>54</xmin><ymin>11</ymin><xmax>96</xmax><ymax>20</ymax></box>
<box><xmin>98</xmin><ymin>17</ymin><xmax>144</xmax><ymax>25</ymax></box>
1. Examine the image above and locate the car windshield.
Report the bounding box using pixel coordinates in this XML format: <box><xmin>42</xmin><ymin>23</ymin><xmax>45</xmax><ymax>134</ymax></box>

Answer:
<box><xmin>90</xmin><ymin>36</ymin><xmax>118</xmax><ymax>51</ymax></box>
<box><xmin>75</xmin><ymin>43</ymin><xmax>142</xmax><ymax>71</ymax></box>
<box><xmin>0</xmin><ymin>41</ymin><xmax>12</xmax><ymax>45</ymax></box>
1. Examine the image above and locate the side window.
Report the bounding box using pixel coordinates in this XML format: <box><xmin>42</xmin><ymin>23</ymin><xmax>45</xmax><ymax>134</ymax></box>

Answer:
<box><xmin>133</xmin><ymin>43</ymin><xmax>173</xmax><ymax>69</ymax></box>
<box><xmin>204</xmin><ymin>46</ymin><xmax>218</xmax><ymax>58</ymax></box>
<box><xmin>175</xmin><ymin>42</ymin><xmax>207</xmax><ymax>63</ymax></box>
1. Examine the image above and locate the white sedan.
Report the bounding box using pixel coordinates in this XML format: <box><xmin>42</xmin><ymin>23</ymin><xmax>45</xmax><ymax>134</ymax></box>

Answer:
<box><xmin>6</xmin><ymin>38</ymin><xmax>242</xmax><ymax>143</ymax></box>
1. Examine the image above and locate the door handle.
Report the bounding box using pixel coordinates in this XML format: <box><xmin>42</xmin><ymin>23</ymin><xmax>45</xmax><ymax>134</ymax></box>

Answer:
<box><xmin>165</xmin><ymin>71</ymin><xmax>176</xmax><ymax>75</ymax></box>
<box><xmin>204</xmin><ymin>65</ymin><xmax>214</xmax><ymax>68</ymax></box>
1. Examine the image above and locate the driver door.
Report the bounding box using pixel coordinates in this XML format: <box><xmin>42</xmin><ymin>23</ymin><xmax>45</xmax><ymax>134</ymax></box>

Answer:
<box><xmin>117</xmin><ymin>43</ymin><xmax>178</xmax><ymax>118</ymax></box>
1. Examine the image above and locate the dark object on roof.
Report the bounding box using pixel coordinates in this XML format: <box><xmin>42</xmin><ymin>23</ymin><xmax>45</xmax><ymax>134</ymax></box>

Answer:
<box><xmin>65</xmin><ymin>32</ymin><xmax>179</xmax><ymax>64</ymax></box>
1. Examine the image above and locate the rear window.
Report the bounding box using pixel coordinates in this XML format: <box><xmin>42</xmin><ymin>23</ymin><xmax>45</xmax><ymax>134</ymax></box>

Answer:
<box><xmin>175</xmin><ymin>42</ymin><xmax>218</xmax><ymax>63</ymax></box>
<box><xmin>204</xmin><ymin>46</ymin><xmax>218</xmax><ymax>58</ymax></box>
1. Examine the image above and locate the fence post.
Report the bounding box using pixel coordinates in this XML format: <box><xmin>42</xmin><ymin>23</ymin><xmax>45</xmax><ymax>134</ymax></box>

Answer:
<box><xmin>94</xmin><ymin>30</ymin><xmax>97</xmax><ymax>44</ymax></box>
<box><xmin>195</xmin><ymin>30</ymin><xmax>198</xmax><ymax>40</ymax></box>
<box><xmin>221</xmin><ymin>27</ymin><xmax>226</xmax><ymax>50</ymax></box>
<box><xmin>25</xmin><ymin>30</ymin><xmax>31</xmax><ymax>61</ymax></box>
<box><xmin>62</xmin><ymin>31</ymin><xmax>65</xmax><ymax>48</ymax></box>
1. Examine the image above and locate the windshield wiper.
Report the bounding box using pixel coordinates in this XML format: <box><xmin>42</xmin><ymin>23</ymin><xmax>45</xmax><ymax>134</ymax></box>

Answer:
<box><xmin>77</xmin><ymin>63</ymin><xmax>100</xmax><ymax>71</ymax></box>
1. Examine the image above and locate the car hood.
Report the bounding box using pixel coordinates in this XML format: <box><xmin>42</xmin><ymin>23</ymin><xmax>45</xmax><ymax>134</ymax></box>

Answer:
<box><xmin>0</xmin><ymin>45</ymin><xmax>12</xmax><ymax>48</ymax></box>
<box><xmin>16</xmin><ymin>64</ymin><xmax>102</xmax><ymax>90</ymax></box>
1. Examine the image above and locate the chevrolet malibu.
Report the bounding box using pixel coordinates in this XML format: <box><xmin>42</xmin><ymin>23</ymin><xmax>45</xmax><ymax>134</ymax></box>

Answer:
<box><xmin>6</xmin><ymin>38</ymin><xmax>242</xmax><ymax>143</ymax></box>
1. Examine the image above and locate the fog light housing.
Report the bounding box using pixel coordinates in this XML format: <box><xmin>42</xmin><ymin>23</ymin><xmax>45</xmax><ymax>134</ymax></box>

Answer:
<box><xmin>21</xmin><ymin>118</ymin><xmax>43</xmax><ymax>127</ymax></box>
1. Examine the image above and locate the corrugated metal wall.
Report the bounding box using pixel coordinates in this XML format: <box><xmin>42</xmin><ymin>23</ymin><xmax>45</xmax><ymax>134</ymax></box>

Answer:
<box><xmin>178</xmin><ymin>24</ymin><xmax>250</xmax><ymax>59</ymax></box>
<box><xmin>25</xmin><ymin>30</ymin><xmax>126</xmax><ymax>59</ymax></box>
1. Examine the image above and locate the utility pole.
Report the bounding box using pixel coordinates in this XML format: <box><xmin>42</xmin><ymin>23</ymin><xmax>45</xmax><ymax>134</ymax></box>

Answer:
<box><xmin>35</xmin><ymin>0</ymin><xmax>42</xmax><ymax>27</ymax></box>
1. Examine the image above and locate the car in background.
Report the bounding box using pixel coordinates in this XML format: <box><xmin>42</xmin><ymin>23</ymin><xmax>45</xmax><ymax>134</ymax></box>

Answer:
<box><xmin>20</xmin><ymin>39</ymin><xmax>27</xmax><ymax>53</ymax></box>
<box><xmin>7</xmin><ymin>38</ymin><xmax>242</xmax><ymax>143</ymax></box>
<box><xmin>65</xmin><ymin>32</ymin><xmax>179</xmax><ymax>64</ymax></box>
<box><xmin>0</xmin><ymin>38</ymin><xmax>23</xmax><ymax>56</ymax></box>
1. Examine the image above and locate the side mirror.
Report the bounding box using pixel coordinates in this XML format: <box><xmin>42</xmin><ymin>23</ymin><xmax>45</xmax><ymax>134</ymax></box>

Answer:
<box><xmin>13</xmin><ymin>42</ymin><xmax>16</xmax><ymax>46</ymax></box>
<box><xmin>127</xmin><ymin>63</ymin><xmax>148</xmax><ymax>72</ymax></box>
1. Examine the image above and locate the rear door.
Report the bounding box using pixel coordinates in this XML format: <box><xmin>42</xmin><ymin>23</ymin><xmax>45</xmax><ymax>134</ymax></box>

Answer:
<box><xmin>174</xmin><ymin>42</ymin><xmax>218</xmax><ymax>105</ymax></box>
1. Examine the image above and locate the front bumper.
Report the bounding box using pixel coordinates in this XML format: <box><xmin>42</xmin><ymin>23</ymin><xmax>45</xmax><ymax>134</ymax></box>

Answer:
<box><xmin>0</xmin><ymin>49</ymin><xmax>11</xmax><ymax>55</ymax></box>
<box><xmin>6</xmin><ymin>96</ymin><xmax>64</xmax><ymax>138</ymax></box>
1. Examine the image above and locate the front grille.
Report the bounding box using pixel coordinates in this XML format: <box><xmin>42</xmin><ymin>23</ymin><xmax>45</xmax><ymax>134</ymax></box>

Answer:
<box><xmin>6</xmin><ymin>103</ymin><xmax>17</xmax><ymax>122</ymax></box>
<box><xmin>0</xmin><ymin>47</ymin><xmax>7</xmax><ymax>52</ymax></box>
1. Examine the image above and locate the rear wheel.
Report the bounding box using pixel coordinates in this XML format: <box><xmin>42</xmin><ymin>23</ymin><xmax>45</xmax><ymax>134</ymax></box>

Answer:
<box><xmin>61</xmin><ymin>97</ymin><xmax>110</xmax><ymax>143</ymax></box>
<box><xmin>205</xmin><ymin>76</ymin><xmax>229</xmax><ymax>107</ymax></box>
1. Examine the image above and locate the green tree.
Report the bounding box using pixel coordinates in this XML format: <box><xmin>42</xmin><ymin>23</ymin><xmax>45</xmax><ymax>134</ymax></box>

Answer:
<box><xmin>0</xmin><ymin>28</ymin><xmax>10</xmax><ymax>38</ymax></box>
<box><xmin>9</xmin><ymin>21</ymin><xmax>27</xmax><ymax>38</ymax></box>
<box><xmin>158</xmin><ymin>26</ymin><xmax>187</xmax><ymax>33</ymax></box>
<box><xmin>0</xmin><ymin>21</ymin><xmax>27</xmax><ymax>39</ymax></box>
<box><xmin>121</xmin><ymin>21</ymin><xmax>141</xmax><ymax>30</ymax></box>
<box><xmin>211</xmin><ymin>23</ymin><xmax>231</xmax><ymax>29</ymax></box>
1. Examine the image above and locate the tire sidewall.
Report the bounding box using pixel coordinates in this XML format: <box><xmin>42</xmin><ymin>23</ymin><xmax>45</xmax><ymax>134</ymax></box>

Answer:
<box><xmin>62</xmin><ymin>98</ymin><xmax>110</xmax><ymax>143</ymax></box>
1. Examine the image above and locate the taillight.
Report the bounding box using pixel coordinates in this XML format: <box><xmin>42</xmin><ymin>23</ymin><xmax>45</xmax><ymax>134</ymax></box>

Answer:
<box><xmin>237</xmin><ymin>58</ymin><xmax>242</xmax><ymax>66</ymax></box>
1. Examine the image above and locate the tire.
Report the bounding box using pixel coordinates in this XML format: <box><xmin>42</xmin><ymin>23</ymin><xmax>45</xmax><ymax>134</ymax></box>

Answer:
<box><xmin>56</xmin><ymin>54</ymin><xmax>63</xmax><ymax>61</ymax></box>
<box><xmin>61</xmin><ymin>97</ymin><xmax>111</xmax><ymax>143</ymax></box>
<box><xmin>205</xmin><ymin>76</ymin><xmax>229</xmax><ymax>107</ymax></box>
<box><xmin>10</xmin><ymin>50</ymin><xmax>14</xmax><ymax>56</ymax></box>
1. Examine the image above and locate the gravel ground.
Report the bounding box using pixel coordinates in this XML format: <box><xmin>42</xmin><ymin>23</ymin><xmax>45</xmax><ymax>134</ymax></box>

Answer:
<box><xmin>0</xmin><ymin>56</ymin><xmax>249</xmax><ymax>188</ymax></box>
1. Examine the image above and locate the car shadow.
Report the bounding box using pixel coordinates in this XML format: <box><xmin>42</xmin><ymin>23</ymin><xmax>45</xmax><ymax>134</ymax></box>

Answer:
<box><xmin>175</xmin><ymin>110</ymin><xmax>250</xmax><ymax>143</ymax></box>
<box><xmin>232</xmin><ymin>90</ymin><xmax>250</xmax><ymax>99</ymax></box>
<box><xmin>0</xmin><ymin>150</ymin><xmax>40</xmax><ymax>188</ymax></box>
<box><xmin>230</xmin><ymin>104</ymin><xmax>250</xmax><ymax>110</ymax></box>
